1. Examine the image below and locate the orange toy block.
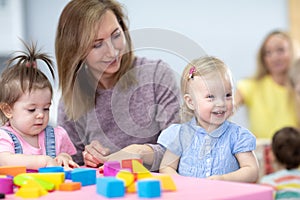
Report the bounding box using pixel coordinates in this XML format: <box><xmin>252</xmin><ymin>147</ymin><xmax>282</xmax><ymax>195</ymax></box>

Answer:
<box><xmin>15</xmin><ymin>179</ymin><xmax>48</xmax><ymax>198</ymax></box>
<box><xmin>126</xmin><ymin>182</ymin><xmax>136</xmax><ymax>193</ymax></box>
<box><xmin>116</xmin><ymin>170</ymin><xmax>134</xmax><ymax>187</ymax></box>
<box><xmin>59</xmin><ymin>182</ymin><xmax>81</xmax><ymax>191</ymax></box>
<box><xmin>0</xmin><ymin>166</ymin><xmax>26</xmax><ymax>176</ymax></box>
<box><xmin>132</xmin><ymin>160</ymin><xmax>152</xmax><ymax>180</ymax></box>
<box><xmin>154</xmin><ymin>175</ymin><xmax>177</xmax><ymax>191</ymax></box>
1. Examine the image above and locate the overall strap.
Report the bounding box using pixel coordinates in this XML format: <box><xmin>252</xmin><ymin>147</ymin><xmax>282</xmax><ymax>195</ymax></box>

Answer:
<box><xmin>44</xmin><ymin>126</ymin><xmax>56</xmax><ymax>158</ymax></box>
<box><xmin>0</xmin><ymin>128</ymin><xmax>23</xmax><ymax>154</ymax></box>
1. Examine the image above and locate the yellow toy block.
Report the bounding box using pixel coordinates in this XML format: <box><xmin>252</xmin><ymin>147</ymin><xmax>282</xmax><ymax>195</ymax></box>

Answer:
<box><xmin>154</xmin><ymin>175</ymin><xmax>177</xmax><ymax>191</ymax></box>
<box><xmin>116</xmin><ymin>170</ymin><xmax>134</xmax><ymax>187</ymax></box>
<box><xmin>59</xmin><ymin>182</ymin><xmax>81</xmax><ymax>191</ymax></box>
<box><xmin>132</xmin><ymin>160</ymin><xmax>152</xmax><ymax>180</ymax></box>
<box><xmin>14</xmin><ymin>174</ymin><xmax>55</xmax><ymax>191</ymax></box>
<box><xmin>126</xmin><ymin>182</ymin><xmax>136</xmax><ymax>193</ymax></box>
<box><xmin>20</xmin><ymin>179</ymin><xmax>48</xmax><ymax>195</ymax></box>
<box><xmin>15</xmin><ymin>179</ymin><xmax>48</xmax><ymax>198</ymax></box>
<box><xmin>16</xmin><ymin>173</ymin><xmax>65</xmax><ymax>190</ymax></box>
<box><xmin>0</xmin><ymin>166</ymin><xmax>26</xmax><ymax>176</ymax></box>
<box><xmin>15</xmin><ymin>187</ymin><xmax>42</xmax><ymax>198</ymax></box>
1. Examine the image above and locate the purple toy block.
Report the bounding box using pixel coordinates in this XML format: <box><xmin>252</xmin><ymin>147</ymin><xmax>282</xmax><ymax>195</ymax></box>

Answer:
<box><xmin>137</xmin><ymin>179</ymin><xmax>161</xmax><ymax>198</ymax></box>
<box><xmin>71</xmin><ymin>168</ymin><xmax>96</xmax><ymax>186</ymax></box>
<box><xmin>103</xmin><ymin>161</ymin><xmax>121</xmax><ymax>176</ymax></box>
<box><xmin>0</xmin><ymin>177</ymin><xmax>13</xmax><ymax>194</ymax></box>
<box><xmin>96</xmin><ymin>177</ymin><xmax>125</xmax><ymax>198</ymax></box>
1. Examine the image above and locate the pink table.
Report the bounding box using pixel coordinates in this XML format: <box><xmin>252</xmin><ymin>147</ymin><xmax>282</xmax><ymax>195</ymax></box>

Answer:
<box><xmin>5</xmin><ymin>174</ymin><xmax>273</xmax><ymax>200</ymax></box>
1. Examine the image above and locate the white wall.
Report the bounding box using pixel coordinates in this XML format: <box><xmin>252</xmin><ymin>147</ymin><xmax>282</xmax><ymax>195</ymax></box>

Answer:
<box><xmin>1</xmin><ymin>0</ymin><xmax>289</xmax><ymax>127</ymax></box>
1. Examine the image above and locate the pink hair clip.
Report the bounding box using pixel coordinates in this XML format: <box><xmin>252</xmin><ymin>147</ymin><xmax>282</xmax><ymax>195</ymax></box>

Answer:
<box><xmin>25</xmin><ymin>61</ymin><xmax>37</xmax><ymax>68</ymax></box>
<box><xmin>188</xmin><ymin>66</ymin><xmax>196</xmax><ymax>80</ymax></box>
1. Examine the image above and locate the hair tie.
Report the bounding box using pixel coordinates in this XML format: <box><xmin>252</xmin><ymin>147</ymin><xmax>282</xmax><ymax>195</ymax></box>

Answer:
<box><xmin>25</xmin><ymin>61</ymin><xmax>37</xmax><ymax>68</ymax></box>
<box><xmin>188</xmin><ymin>66</ymin><xmax>196</xmax><ymax>80</ymax></box>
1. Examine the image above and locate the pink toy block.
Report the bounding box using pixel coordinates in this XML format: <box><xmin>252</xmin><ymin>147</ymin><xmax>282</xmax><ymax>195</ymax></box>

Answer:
<box><xmin>103</xmin><ymin>161</ymin><xmax>121</xmax><ymax>176</ymax></box>
<box><xmin>71</xmin><ymin>168</ymin><xmax>96</xmax><ymax>186</ymax></box>
<box><xmin>0</xmin><ymin>177</ymin><xmax>13</xmax><ymax>194</ymax></box>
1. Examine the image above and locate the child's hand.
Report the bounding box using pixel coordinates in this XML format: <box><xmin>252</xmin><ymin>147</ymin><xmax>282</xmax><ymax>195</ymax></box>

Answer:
<box><xmin>45</xmin><ymin>156</ymin><xmax>59</xmax><ymax>167</ymax></box>
<box><xmin>55</xmin><ymin>153</ymin><xmax>79</xmax><ymax>169</ymax></box>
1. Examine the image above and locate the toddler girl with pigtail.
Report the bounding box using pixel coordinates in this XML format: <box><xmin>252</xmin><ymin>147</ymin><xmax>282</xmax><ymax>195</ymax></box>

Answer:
<box><xmin>0</xmin><ymin>41</ymin><xmax>79</xmax><ymax>170</ymax></box>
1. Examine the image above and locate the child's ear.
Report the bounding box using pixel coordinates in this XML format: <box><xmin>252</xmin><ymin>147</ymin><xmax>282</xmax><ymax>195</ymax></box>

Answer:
<box><xmin>0</xmin><ymin>103</ymin><xmax>13</xmax><ymax>119</ymax></box>
<box><xmin>184</xmin><ymin>94</ymin><xmax>195</xmax><ymax>110</ymax></box>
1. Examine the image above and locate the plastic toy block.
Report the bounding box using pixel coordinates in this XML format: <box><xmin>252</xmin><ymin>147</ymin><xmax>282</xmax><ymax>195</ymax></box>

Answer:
<box><xmin>71</xmin><ymin>168</ymin><xmax>96</xmax><ymax>186</ymax></box>
<box><xmin>15</xmin><ymin>172</ymin><xmax>64</xmax><ymax>190</ymax></box>
<box><xmin>96</xmin><ymin>177</ymin><xmax>125</xmax><ymax>198</ymax></box>
<box><xmin>15</xmin><ymin>187</ymin><xmax>44</xmax><ymax>198</ymax></box>
<box><xmin>14</xmin><ymin>174</ymin><xmax>55</xmax><ymax>191</ymax></box>
<box><xmin>64</xmin><ymin>170</ymin><xmax>72</xmax><ymax>180</ymax></box>
<box><xmin>0</xmin><ymin>177</ymin><xmax>13</xmax><ymax>194</ymax></box>
<box><xmin>116</xmin><ymin>170</ymin><xmax>134</xmax><ymax>187</ymax></box>
<box><xmin>0</xmin><ymin>166</ymin><xmax>26</xmax><ymax>176</ymax></box>
<box><xmin>59</xmin><ymin>182</ymin><xmax>81</xmax><ymax>191</ymax></box>
<box><xmin>103</xmin><ymin>161</ymin><xmax>121</xmax><ymax>176</ymax></box>
<box><xmin>121</xmin><ymin>159</ymin><xmax>143</xmax><ymax>171</ymax></box>
<box><xmin>126</xmin><ymin>182</ymin><xmax>136</xmax><ymax>193</ymax></box>
<box><xmin>132</xmin><ymin>160</ymin><xmax>152</xmax><ymax>180</ymax></box>
<box><xmin>0</xmin><ymin>193</ymin><xmax>5</xmax><ymax>199</ymax></box>
<box><xmin>19</xmin><ymin>179</ymin><xmax>48</xmax><ymax>196</ymax></box>
<box><xmin>39</xmin><ymin>166</ymin><xmax>64</xmax><ymax>173</ymax></box>
<box><xmin>154</xmin><ymin>175</ymin><xmax>177</xmax><ymax>191</ymax></box>
<box><xmin>137</xmin><ymin>179</ymin><xmax>161</xmax><ymax>198</ymax></box>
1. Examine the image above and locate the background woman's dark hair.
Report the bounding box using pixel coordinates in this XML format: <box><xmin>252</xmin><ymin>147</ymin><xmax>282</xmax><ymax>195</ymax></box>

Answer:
<box><xmin>272</xmin><ymin>126</ymin><xmax>300</xmax><ymax>170</ymax></box>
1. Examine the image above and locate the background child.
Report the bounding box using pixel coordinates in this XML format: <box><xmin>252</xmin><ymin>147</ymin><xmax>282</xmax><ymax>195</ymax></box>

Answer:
<box><xmin>0</xmin><ymin>41</ymin><xmax>79</xmax><ymax>170</ymax></box>
<box><xmin>259</xmin><ymin>127</ymin><xmax>300</xmax><ymax>199</ymax></box>
<box><xmin>158</xmin><ymin>56</ymin><xmax>259</xmax><ymax>183</ymax></box>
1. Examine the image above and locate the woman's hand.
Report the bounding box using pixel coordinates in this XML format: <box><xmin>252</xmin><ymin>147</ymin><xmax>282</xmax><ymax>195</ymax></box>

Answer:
<box><xmin>83</xmin><ymin>140</ymin><xmax>110</xmax><ymax>167</ymax></box>
<box><xmin>55</xmin><ymin>153</ymin><xmax>80</xmax><ymax>169</ymax></box>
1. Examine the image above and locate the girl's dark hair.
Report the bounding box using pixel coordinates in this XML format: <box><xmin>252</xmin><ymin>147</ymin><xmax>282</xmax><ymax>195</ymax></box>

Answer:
<box><xmin>0</xmin><ymin>41</ymin><xmax>55</xmax><ymax>124</ymax></box>
<box><xmin>272</xmin><ymin>127</ymin><xmax>300</xmax><ymax>169</ymax></box>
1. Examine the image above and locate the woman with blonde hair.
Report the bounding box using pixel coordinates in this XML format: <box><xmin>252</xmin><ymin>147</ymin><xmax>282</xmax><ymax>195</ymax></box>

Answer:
<box><xmin>235</xmin><ymin>30</ymin><xmax>299</xmax><ymax>139</ymax></box>
<box><xmin>55</xmin><ymin>0</ymin><xmax>180</xmax><ymax>169</ymax></box>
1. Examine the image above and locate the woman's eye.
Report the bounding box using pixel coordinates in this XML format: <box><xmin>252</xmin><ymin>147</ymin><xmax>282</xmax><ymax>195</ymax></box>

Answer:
<box><xmin>112</xmin><ymin>31</ymin><xmax>121</xmax><ymax>39</ymax></box>
<box><xmin>93</xmin><ymin>41</ymin><xmax>103</xmax><ymax>48</ymax></box>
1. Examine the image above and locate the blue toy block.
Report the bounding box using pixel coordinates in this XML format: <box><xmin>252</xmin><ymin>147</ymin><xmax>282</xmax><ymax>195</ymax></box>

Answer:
<box><xmin>137</xmin><ymin>179</ymin><xmax>161</xmax><ymax>198</ymax></box>
<box><xmin>71</xmin><ymin>168</ymin><xmax>96</xmax><ymax>186</ymax></box>
<box><xmin>103</xmin><ymin>161</ymin><xmax>121</xmax><ymax>176</ymax></box>
<box><xmin>38</xmin><ymin>166</ymin><xmax>64</xmax><ymax>173</ymax></box>
<box><xmin>96</xmin><ymin>177</ymin><xmax>125</xmax><ymax>198</ymax></box>
<box><xmin>64</xmin><ymin>170</ymin><xmax>72</xmax><ymax>180</ymax></box>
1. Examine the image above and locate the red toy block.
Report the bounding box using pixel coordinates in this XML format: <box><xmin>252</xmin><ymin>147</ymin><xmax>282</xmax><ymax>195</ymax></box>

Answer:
<box><xmin>121</xmin><ymin>159</ymin><xmax>142</xmax><ymax>171</ymax></box>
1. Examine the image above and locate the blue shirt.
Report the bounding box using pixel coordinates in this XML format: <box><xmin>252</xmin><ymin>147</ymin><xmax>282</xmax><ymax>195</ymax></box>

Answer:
<box><xmin>157</xmin><ymin>118</ymin><xmax>256</xmax><ymax>178</ymax></box>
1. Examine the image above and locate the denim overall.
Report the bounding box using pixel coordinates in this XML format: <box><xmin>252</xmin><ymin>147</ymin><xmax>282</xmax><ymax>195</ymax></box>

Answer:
<box><xmin>1</xmin><ymin>125</ymin><xmax>56</xmax><ymax>158</ymax></box>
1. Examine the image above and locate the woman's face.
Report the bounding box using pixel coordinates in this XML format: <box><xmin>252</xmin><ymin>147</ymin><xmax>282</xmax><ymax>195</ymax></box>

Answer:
<box><xmin>263</xmin><ymin>35</ymin><xmax>291</xmax><ymax>76</ymax></box>
<box><xmin>86</xmin><ymin>10</ymin><xmax>126</xmax><ymax>81</ymax></box>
